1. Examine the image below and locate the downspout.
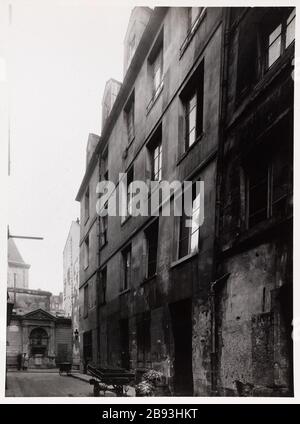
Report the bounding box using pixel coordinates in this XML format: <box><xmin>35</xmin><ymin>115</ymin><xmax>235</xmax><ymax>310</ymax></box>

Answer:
<box><xmin>96</xmin><ymin>152</ymin><xmax>101</xmax><ymax>365</ymax></box>
<box><xmin>210</xmin><ymin>7</ymin><xmax>231</xmax><ymax>395</ymax></box>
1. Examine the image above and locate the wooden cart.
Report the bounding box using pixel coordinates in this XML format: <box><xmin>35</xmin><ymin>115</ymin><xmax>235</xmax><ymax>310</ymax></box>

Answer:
<box><xmin>87</xmin><ymin>364</ymin><xmax>135</xmax><ymax>396</ymax></box>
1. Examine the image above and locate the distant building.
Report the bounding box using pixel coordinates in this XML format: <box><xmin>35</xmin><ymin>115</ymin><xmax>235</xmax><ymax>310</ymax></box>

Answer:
<box><xmin>50</xmin><ymin>292</ymin><xmax>64</xmax><ymax>316</ymax></box>
<box><xmin>63</xmin><ymin>219</ymin><xmax>80</xmax><ymax>368</ymax></box>
<box><xmin>7</xmin><ymin>238</ymin><xmax>30</xmax><ymax>289</ymax></box>
<box><xmin>7</xmin><ymin>240</ymin><xmax>72</xmax><ymax>369</ymax></box>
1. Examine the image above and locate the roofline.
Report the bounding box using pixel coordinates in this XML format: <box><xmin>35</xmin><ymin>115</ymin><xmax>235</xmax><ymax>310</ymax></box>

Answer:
<box><xmin>8</xmin><ymin>287</ymin><xmax>52</xmax><ymax>296</ymax></box>
<box><xmin>123</xmin><ymin>6</ymin><xmax>153</xmax><ymax>42</ymax></box>
<box><xmin>22</xmin><ymin>308</ymin><xmax>56</xmax><ymax>320</ymax></box>
<box><xmin>8</xmin><ymin>260</ymin><xmax>30</xmax><ymax>269</ymax></box>
<box><xmin>75</xmin><ymin>7</ymin><xmax>168</xmax><ymax>202</ymax></box>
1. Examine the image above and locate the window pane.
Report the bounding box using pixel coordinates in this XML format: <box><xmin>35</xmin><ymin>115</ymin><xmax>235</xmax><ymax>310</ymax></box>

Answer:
<box><xmin>188</xmin><ymin>128</ymin><xmax>196</xmax><ymax>147</ymax></box>
<box><xmin>188</xmin><ymin>93</ymin><xmax>197</xmax><ymax>111</ymax></box>
<box><xmin>189</xmin><ymin>106</ymin><xmax>196</xmax><ymax>130</ymax></box>
<box><xmin>268</xmin><ymin>36</ymin><xmax>281</xmax><ymax>67</ymax></box>
<box><xmin>190</xmin><ymin>228</ymin><xmax>199</xmax><ymax>253</ymax></box>
<box><xmin>152</xmin><ymin>142</ymin><xmax>162</xmax><ymax>181</ymax></box>
<box><xmin>153</xmin><ymin>50</ymin><xmax>163</xmax><ymax>93</ymax></box>
<box><xmin>286</xmin><ymin>9</ymin><xmax>295</xmax><ymax>47</ymax></box>
<box><xmin>269</xmin><ymin>24</ymin><xmax>282</xmax><ymax>45</ymax></box>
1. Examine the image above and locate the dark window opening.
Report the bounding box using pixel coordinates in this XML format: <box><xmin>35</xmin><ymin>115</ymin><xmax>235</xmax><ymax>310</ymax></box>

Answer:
<box><xmin>136</xmin><ymin>311</ymin><xmax>151</xmax><ymax>366</ymax></box>
<box><xmin>84</xmin><ymin>187</ymin><xmax>90</xmax><ymax>223</ymax></box>
<box><xmin>30</xmin><ymin>328</ymin><xmax>48</xmax><ymax>356</ymax></box>
<box><xmin>145</xmin><ymin>220</ymin><xmax>159</xmax><ymax>279</ymax></box>
<box><xmin>246</xmin><ymin>144</ymin><xmax>291</xmax><ymax>229</ymax></box>
<box><xmin>124</xmin><ymin>91</ymin><xmax>135</xmax><ymax>143</ymax></box>
<box><xmin>121</xmin><ymin>245</ymin><xmax>131</xmax><ymax>291</ymax></box>
<box><xmin>84</xmin><ymin>235</ymin><xmax>89</xmax><ymax>269</ymax></box>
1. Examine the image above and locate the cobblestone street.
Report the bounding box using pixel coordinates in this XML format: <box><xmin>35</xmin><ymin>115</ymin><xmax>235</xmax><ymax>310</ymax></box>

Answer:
<box><xmin>6</xmin><ymin>372</ymin><xmax>93</xmax><ymax>397</ymax></box>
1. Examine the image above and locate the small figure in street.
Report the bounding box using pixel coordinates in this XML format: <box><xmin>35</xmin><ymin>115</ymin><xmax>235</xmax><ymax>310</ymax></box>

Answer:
<box><xmin>22</xmin><ymin>353</ymin><xmax>28</xmax><ymax>371</ymax></box>
<box><xmin>17</xmin><ymin>353</ymin><xmax>22</xmax><ymax>371</ymax></box>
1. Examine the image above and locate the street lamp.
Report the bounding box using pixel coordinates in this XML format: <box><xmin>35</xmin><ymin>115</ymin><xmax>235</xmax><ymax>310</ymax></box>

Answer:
<box><xmin>74</xmin><ymin>329</ymin><xmax>79</xmax><ymax>341</ymax></box>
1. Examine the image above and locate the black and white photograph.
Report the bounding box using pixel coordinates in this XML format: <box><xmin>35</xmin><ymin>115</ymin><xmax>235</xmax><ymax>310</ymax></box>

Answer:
<box><xmin>0</xmin><ymin>1</ymin><xmax>297</xmax><ymax>402</ymax></box>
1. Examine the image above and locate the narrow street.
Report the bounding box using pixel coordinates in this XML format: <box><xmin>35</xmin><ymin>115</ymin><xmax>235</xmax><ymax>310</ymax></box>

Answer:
<box><xmin>6</xmin><ymin>372</ymin><xmax>93</xmax><ymax>397</ymax></box>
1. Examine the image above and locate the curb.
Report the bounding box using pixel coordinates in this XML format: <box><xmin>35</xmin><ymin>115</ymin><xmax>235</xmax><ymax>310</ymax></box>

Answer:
<box><xmin>69</xmin><ymin>373</ymin><xmax>91</xmax><ymax>384</ymax></box>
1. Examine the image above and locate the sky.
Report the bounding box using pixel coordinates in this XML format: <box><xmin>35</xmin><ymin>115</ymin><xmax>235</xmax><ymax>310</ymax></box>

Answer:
<box><xmin>7</xmin><ymin>0</ymin><xmax>134</xmax><ymax>294</ymax></box>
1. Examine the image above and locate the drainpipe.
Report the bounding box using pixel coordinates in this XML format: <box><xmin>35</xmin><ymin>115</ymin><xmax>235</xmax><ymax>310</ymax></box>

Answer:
<box><xmin>96</xmin><ymin>152</ymin><xmax>101</xmax><ymax>365</ymax></box>
<box><xmin>210</xmin><ymin>273</ymin><xmax>230</xmax><ymax>394</ymax></box>
<box><xmin>210</xmin><ymin>6</ymin><xmax>231</xmax><ymax>395</ymax></box>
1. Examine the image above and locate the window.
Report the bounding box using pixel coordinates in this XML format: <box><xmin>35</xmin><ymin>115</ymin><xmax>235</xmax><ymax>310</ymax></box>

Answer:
<box><xmin>83</xmin><ymin>284</ymin><xmax>89</xmax><ymax>317</ymax></box>
<box><xmin>152</xmin><ymin>48</ymin><xmax>163</xmax><ymax>97</ymax></box>
<box><xmin>101</xmin><ymin>150</ymin><xmax>108</xmax><ymax>181</ymax></box>
<box><xmin>179</xmin><ymin>182</ymin><xmax>201</xmax><ymax>259</ymax></box>
<box><xmin>121</xmin><ymin>245</ymin><xmax>131</xmax><ymax>291</ymax></box>
<box><xmin>84</xmin><ymin>187</ymin><xmax>90</xmax><ymax>223</ymax></box>
<box><xmin>127</xmin><ymin>166</ymin><xmax>134</xmax><ymax>217</ymax></box>
<box><xmin>148</xmin><ymin>126</ymin><xmax>163</xmax><ymax>182</ymax></box>
<box><xmin>265</xmin><ymin>8</ymin><xmax>295</xmax><ymax>69</ymax></box>
<box><xmin>83</xmin><ymin>235</ymin><xmax>89</xmax><ymax>269</ymax></box>
<box><xmin>98</xmin><ymin>267</ymin><xmax>107</xmax><ymax>305</ymax></box>
<box><xmin>145</xmin><ymin>220</ymin><xmax>159</xmax><ymax>279</ymax></box>
<box><xmin>124</xmin><ymin>92</ymin><xmax>135</xmax><ymax>143</ymax></box>
<box><xmin>128</xmin><ymin>32</ymin><xmax>136</xmax><ymax>66</ymax></box>
<box><xmin>100</xmin><ymin>204</ymin><xmax>108</xmax><ymax>247</ymax></box>
<box><xmin>180</xmin><ymin>63</ymin><xmax>204</xmax><ymax>152</ymax></box>
<box><xmin>246</xmin><ymin>147</ymin><xmax>290</xmax><ymax>229</ymax></box>
<box><xmin>147</xmin><ymin>30</ymin><xmax>164</xmax><ymax>111</ymax></box>
<box><xmin>180</xmin><ymin>8</ymin><xmax>206</xmax><ymax>57</ymax></box>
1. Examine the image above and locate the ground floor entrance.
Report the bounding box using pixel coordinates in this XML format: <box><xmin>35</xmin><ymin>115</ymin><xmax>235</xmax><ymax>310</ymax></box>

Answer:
<box><xmin>169</xmin><ymin>298</ymin><xmax>193</xmax><ymax>395</ymax></box>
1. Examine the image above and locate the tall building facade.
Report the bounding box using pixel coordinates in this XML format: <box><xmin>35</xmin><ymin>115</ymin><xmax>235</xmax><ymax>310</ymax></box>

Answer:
<box><xmin>50</xmin><ymin>292</ymin><xmax>64</xmax><ymax>316</ymax></box>
<box><xmin>63</xmin><ymin>219</ymin><xmax>81</xmax><ymax>368</ymax></box>
<box><xmin>214</xmin><ymin>7</ymin><xmax>294</xmax><ymax>396</ymax></box>
<box><xmin>76</xmin><ymin>7</ymin><xmax>294</xmax><ymax>396</ymax></box>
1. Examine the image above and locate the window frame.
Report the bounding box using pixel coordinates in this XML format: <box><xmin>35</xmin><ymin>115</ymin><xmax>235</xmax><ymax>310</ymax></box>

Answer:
<box><xmin>147</xmin><ymin>29</ymin><xmax>164</xmax><ymax>114</ymax></box>
<box><xmin>245</xmin><ymin>147</ymin><xmax>291</xmax><ymax>230</ymax></box>
<box><xmin>145</xmin><ymin>219</ymin><xmax>159</xmax><ymax>279</ymax></box>
<box><xmin>124</xmin><ymin>91</ymin><xmax>135</xmax><ymax>144</ymax></box>
<box><xmin>83</xmin><ymin>235</ymin><xmax>89</xmax><ymax>270</ymax></box>
<box><xmin>84</xmin><ymin>187</ymin><xmax>90</xmax><ymax>224</ymax></box>
<box><xmin>180</xmin><ymin>62</ymin><xmax>204</xmax><ymax>154</ymax></box>
<box><xmin>263</xmin><ymin>7</ymin><xmax>295</xmax><ymax>71</ymax></box>
<box><xmin>178</xmin><ymin>181</ymin><xmax>201</xmax><ymax>260</ymax></box>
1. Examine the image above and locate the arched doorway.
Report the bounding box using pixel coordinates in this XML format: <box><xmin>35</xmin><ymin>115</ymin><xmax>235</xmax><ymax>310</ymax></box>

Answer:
<box><xmin>29</xmin><ymin>327</ymin><xmax>48</xmax><ymax>356</ymax></box>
